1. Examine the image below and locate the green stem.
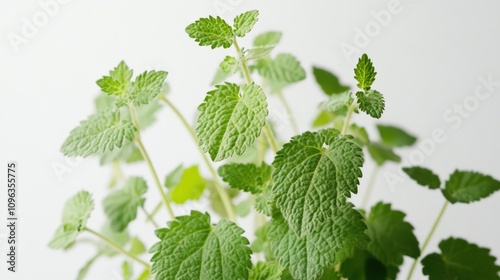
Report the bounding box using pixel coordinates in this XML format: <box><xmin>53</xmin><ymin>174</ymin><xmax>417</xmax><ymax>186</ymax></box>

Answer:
<box><xmin>257</xmin><ymin>134</ymin><xmax>267</xmax><ymax>164</ymax></box>
<box><xmin>276</xmin><ymin>90</ymin><xmax>299</xmax><ymax>134</ymax></box>
<box><xmin>341</xmin><ymin>100</ymin><xmax>357</xmax><ymax>135</ymax></box>
<box><xmin>140</xmin><ymin>205</ymin><xmax>159</xmax><ymax>228</ymax></box>
<box><xmin>406</xmin><ymin>201</ymin><xmax>449</xmax><ymax>280</ymax></box>
<box><xmin>159</xmin><ymin>96</ymin><xmax>236</xmax><ymax>222</ymax></box>
<box><xmin>84</xmin><ymin>227</ymin><xmax>150</xmax><ymax>269</ymax></box>
<box><xmin>263</xmin><ymin>124</ymin><xmax>279</xmax><ymax>153</ymax></box>
<box><xmin>360</xmin><ymin>166</ymin><xmax>379</xmax><ymax>210</ymax></box>
<box><xmin>128</xmin><ymin>102</ymin><xmax>175</xmax><ymax>219</ymax></box>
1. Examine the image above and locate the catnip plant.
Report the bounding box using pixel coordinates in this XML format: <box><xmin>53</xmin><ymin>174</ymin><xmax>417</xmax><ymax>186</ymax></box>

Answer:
<box><xmin>49</xmin><ymin>10</ymin><xmax>500</xmax><ymax>280</ymax></box>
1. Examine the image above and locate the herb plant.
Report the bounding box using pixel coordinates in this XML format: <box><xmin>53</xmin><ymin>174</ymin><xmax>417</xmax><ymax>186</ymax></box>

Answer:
<box><xmin>50</xmin><ymin>10</ymin><xmax>500</xmax><ymax>280</ymax></box>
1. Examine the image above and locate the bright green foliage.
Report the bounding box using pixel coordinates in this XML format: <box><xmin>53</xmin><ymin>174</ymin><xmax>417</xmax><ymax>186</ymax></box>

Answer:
<box><xmin>403</xmin><ymin>166</ymin><xmax>441</xmax><ymax>190</ymax></box>
<box><xmin>319</xmin><ymin>91</ymin><xmax>351</xmax><ymax>112</ymax></box>
<box><xmin>356</xmin><ymin>90</ymin><xmax>385</xmax><ymax>119</ymax></box>
<box><xmin>103</xmin><ymin>177</ymin><xmax>147</xmax><ymax>232</ymax></box>
<box><xmin>234</xmin><ymin>10</ymin><xmax>259</xmax><ymax>37</ymax></box>
<box><xmin>61</xmin><ymin>111</ymin><xmax>136</xmax><ymax>157</ymax></box>
<box><xmin>122</xmin><ymin>261</ymin><xmax>133</xmax><ymax>280</ymax></box>
<box><xmin>137</xmin><ymin>269</ymin><xmax>150</xmax><ymax>280</ymax></box>
<box><xmin>269</xmin><ymin>204</ymin><xmax>369</xmax><ymax>280</ymax></box>
<box><xmin>185</xmin><ymin>16</ymin><xmax>234</xmax><ymax>48</ymax></box>
<box><xmin>443</xmin><ymin>170</ymin><xmax>500</xmax><ymax>203</ymax></box>
<box><xmin>312</xmin><ymin>66</ymin><xmax>350</xmax><ymax>95</ymax></box>
<box><xmin>272</xmin><ymin>129</ymin><xmax>364</xmax><ymax>235</ymax></box>
<box><xmin>129</xmin><ymin>236</ymin><xmax>146</xmax><ymax>256</ymax></box>
<box><xmin>170</xmin><ymin>165</ymin><xmax>206</xmax><ymax>204</ymax></box>
<box><xmin>366</xmin><ymin>203</ymin><xmax>420</xmax><ymax>266</ymax></box>
<box><xmin>377</xmin><ymin>124</ymin><xmax>417</xmax><ymax>147</ymax></box>
<box><xmin>218</xmin><ymin>163</ymin><xmax>272</xmax><ymax>194</ymax></box>
<box><xmin>150</xmin><ymin>211</ymin><xmax>252</xmax><ymax>280</ymax></box>
<box><xmin>129</xmin><ymin>70</ymin><xmax>168</xmax><ymax>106</ymax></box>
<box><xmin>196</xmin><ymin>82</ymin><xmax>268</xmax><ymax>161</ymax></box>
<box><xmin>49</xmin><ymin>191</ymin><xmax>94</xmax><ymax>249</ymax></box>
<box><xmin>421</xmin><ymin>238</ymin><xmax>500</xmax><ymax>280</ymax></box>
<box><xmin>354</xmin><ymin>54</ymin><xmax>376</xmax><ymax>91</ymax></box>
<box><xmin>367</xmin><ymin>142</ymin><xmax>401</xmax><ymax>166</ymax></box>
<box><xmin>340</xmin><ymin>249</ymin><xmax>399</xmax><ymax>280</ymax></box>
<box><xmin>253</xmin><ymin>31</ymin><xmax>282</xmax><ymax>46</ymax></box>
<box><xmin>312</xmin><ymin>110</ymin><xmax>334</xmax><ymax>127</ymax></box>
<box><xmin>257</xmin><ymin>53</ymin><xmax>306</xmax><ymax>91</ymax></box>
<box><xmin>220</xmin><ymin>56</ymin><xmax>238</xmax><ymax>73</ymax></box>
<box><xmin>255</xmin><ymin>187</ymin><xmax>274</xmax><ymax>216</ymax></box>
<box><xmin>249</xmin><ymin>261</ymin><xmax>283</xmax><ymax>280</ymax></box>
<box><xmin>96</xmin><ymin>61</ymin><xmax>133</xmax><ymax>97</ymax></box>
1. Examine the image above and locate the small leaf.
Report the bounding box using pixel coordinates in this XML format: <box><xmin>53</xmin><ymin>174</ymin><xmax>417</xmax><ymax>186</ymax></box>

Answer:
<box><xmin>253</xmin><ymin>31</ymin><xmax>282</xmax><ymax>46</ymax></box>
<box><xmin>356</xmin><ymin>90</ymin><xmax>385</xmax><ymax>119</ymax></box>
<box><xmin>312</xmin><ymin>110</ymin><xmax>334</xmax><ymax>127</ymax></box>
<box><xmin>186</xmin><ymin>16</ymin><xmax>233</xmax><ymax>48</ymax></box>
<box><xmin>257</xmin><ymin>53</ymin><xmax>306</xmax><ymax>91</ymax></box>
<box><xmin>354</xmin><ymin>54</ymin><xmax>376</xmax><ymax>90</ymax></box>
<box><xmin>377</xmin><ymin>124</ymin><xmax>417</xmax><ymax>147</ymax></box>
<box><xmin>403</xmin><ymin>166</ymin><xmax>441</xmax><ymax>190</ymax></box>
<box><xmin>249</xmin><ymin>261</ymin><xmax>283</xmax><ymax>280</ymax></box>
<box><xmin>366</xmin><ymin>202</ymin><xmax>420</xmax><ymax>266</ymax></box>
<box><xmin>96</xmin><ymin>61</ymin><xmax>133</xmax><ymax>97</ymax></box>
<box><xmin>246</xmin><ymin>46</ymin><xmax>275</xmax><ymax>61</ymax></box>
<box><xmin>103</xmin><ymin>177</ymin><xmax>148</xmax><ymax>232</ymax></box>
<box><xmin>61</xmin><ymin>111</ymin><xmax>137</xmax><ymax>157</ymax></box>
<box><xmin>170</xmin><ymin>165</ymin><xmax>206</xmax><ymax>204</ymax></box>
<box><xmin>129</xmin><ymin>236</ymin><xmax>146</xmax><ymax>256</ymax></box>
<box><xmin>220</xmin><ymin>56</ymin><xmax>238</xmax><ymax>73</ymax></box>
<box><xmin>218</xmin><ymin>163</ymin><xmax>272</xmax><ymax>194</ymax></box>
<box><xmin>235</xmin><ymin>198</ymin><xmax>252</xmax><ymax>217</ymax></box>
<box><xmin>233</xmin><ymin>10</ymin><xmax>259</xmax><ymax>37</ymax></box>
<box><xmin>312</xmin><ymin>66</ymin><xmax>350</xmax><ymax>95</ymax></box>
<box><xmin>319</xmin><ymin>91</ymin><xmax>351</xmax><ymax>112</ymax></box>
<box><xmin>128</xmin><ymin>70</ymin><xmax>168</xmax><ymax>106</ymax></box>
<box><xmin>442</xmin><ymin>170</ymin><xmax>500</xmax><ymax>203</ymax></box>
<box><xmin>150</xmin><ymin>211</ymin><xmax>252</xmax><ymax>280</ymax></box>
<box><xmin>196</xmin><ymin>83</ymin><xmax>268</xmax><ymax>161</ymax></box>
<box><xmin>422</xmin><ymin>237</ymin><xmax>500</xmax><ymax>280</ymax></box>
<box><xmin>367</xmin><ymin>142</ymin><xmax>401</xmax><ymax>166</ymax></box>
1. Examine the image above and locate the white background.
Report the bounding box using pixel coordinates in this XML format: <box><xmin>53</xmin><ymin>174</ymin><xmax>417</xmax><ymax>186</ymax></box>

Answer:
<box><xmin>1</xmin><ymin>0</ymin><xmax>500</xmax><ymax>279</ymax></box>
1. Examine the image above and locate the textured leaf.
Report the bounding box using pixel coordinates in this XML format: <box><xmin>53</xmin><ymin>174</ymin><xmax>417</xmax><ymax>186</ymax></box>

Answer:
<box><xmin>403</xmin><ymin>166</ymin><xmax>441</xmax><ymax>190</ymax></box>
<box><xmin>312</xmin><ymin>66</ymin><xmax>350</xmax><ymax>95</ymax></box>
<box><xmin>354</xmin><ymin>54</ymin><xmax>376</xmax><ymax>90</ymax></box>
<box><xmin>367</xmin><ymin>142</ymin><xmax>401</xmax><ymax>166</ymax></box>
<box><xmin>128</xmin><ymin>70</ymin><xmax>168</xmax><ymax>106</ymax></box>
<box><xmin>218</xmin><ymin>163</ymin><xmax>272</xmax><ymax>194</ymax></box>
<box><xmin>103</xmin><ymin>177</ymin><xmax>148</xmax><ymax>232</ymax></box>
<box><xmin>366</xmin><ymin>202</ymin><xmax>420</xmax><ymax>266</ymax></box>
<box><xmin>340</xmin><ymin>249</ymin><xmax>399</xmax><ymax>280</ymax></box>
<box><xmin>442</xmin><ymin>170</ymin><xmax>500</xmax><ymax>203</ymax></box>
<box><xmin>356</xmin><ymin>90</ymin><xmax>385</xmax><ymax>119</ymax></box>
<box><xmin>61</xmin><ymin>111</ymin><xmax>136</xmax><ymax>157</ymax></box>
<box><xmin>170</xmin><ymin>165</ymin><xmax>206</xmax><ymax>204</ymax></box>
<box><xmin>96</xmin><ymin>61</ymin><xmax>133</xmax><ymax>97</ymax></box>
<box><xmin>250</xmin><ymin>261</ymin><xmax>283</xmax><ymax>280</ymax></box>
<box><xmin>377</xmin><ymin>124</ymin><xmax>416</xmax><ymax>147</ymax></box>
<box><xmin>233</xmin><ymin>10</ymin><xmax>259</xmax><ymax>37</ymax></box>
<box><xmin>269</xmin><ymin>204</ymin><xmax>369</xmax><ymax>280</ymax></box>
<box><xmin>422</xmin><ymin>237</ymin><xmax>500</xmax><ymax>280</ymax></box>
<box><xmin>253</xmin><ymin>31</ymin><xmax>282</xmax><ymax>46</ymax></box>
<box><xmin>186</xmin><ymin>16</ymin><xmax>233</xmax><ymax>48</ymax></box>
<box><xmin>196</xmin><ymin>83</ymin><xmax>268</xmax><ymax>161</ymax></box>
<box><xmin>150</xmin><ymin>211</ymin><xmax>252</xmax><ymax>280</ymax></box>
<box><xmin>49</xmin><ymin>191</ymin><xmax>94</xmax><ymax>249</ymax></box>
<box><xmin>319</xmin><ymin>91</ymin><xmax>351</xmax><ymax>112</ymax></box>
<box><xmin>272</xmin><ymin>129</ymin><xmax>364</xmax><ymax>235</ymax></box>
<box><xmin>255</xmin><ymin>187</ymin><xmax>274</xmax><ymax>216</ymax></box>
<box><xmin>257</xmin><ymin>53</ymin><xmax>306</xmax><ymax>91</ymax></box>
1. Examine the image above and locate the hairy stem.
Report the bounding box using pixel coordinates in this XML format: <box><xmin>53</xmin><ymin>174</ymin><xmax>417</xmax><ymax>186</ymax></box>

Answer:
<box><xmin>341</xmin><ymin>100</ymin><xmax>357</xmax><ymax>135</ymax></box>
<box><xmin>360</xmin><ymin>166</ymin><xmax>379</xmax><ymax>210</ymax></box>
<box><xmin>84</xmin><ymin>227</ymin><xmax>150</xmax><ymax>269</ymax></box>
<box><xmin>128</xmin><ymin>102</ymin><xmax>175</xmax><ymax>219</ymax></box>
<box><xmin>276</xmin><ymin>90</ymin><xmax>299</xmax><ymax>134</ymax></box>
<box><xmin>159</xmin><ymin>96</ymin><xmax>236</xmax><ymax>222</ymax></box>
<box><xmin>406</xmin><ymin>201</ymin><xmax>449</xmax><ymax>280</ymax></box>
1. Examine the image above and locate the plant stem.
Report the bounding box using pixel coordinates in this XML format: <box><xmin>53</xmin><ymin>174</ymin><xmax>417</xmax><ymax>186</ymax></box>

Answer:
<box><xmin>128</xmin><ymin>102</ymin><xmax>175</xmax><ymax>219</ymax></box>
<box><xmin>341</xmin><ymin>100</ymin><xmax>357</xmax><ymax>135</ymax></box>
<box><xmin>158</xmin><ymin>96</ymin><xmax>236</xmax><ymax>222</ymax></box>
<box><xmin>360</xmin><ymin>166</ymin><xmax>379</xmax><ymax>210</ymax></box>
<box><xmin>257</xmin><ymin>134</ymin><xmax>267</xmax><ymax>163</ymax></box>
<box><xmin>406</xmin><ymin>200</ymin><xmax>449</xmax><ymax>280</ymax></box>
<box><xmin>276</xmin><ymin>90</ymin><xmax>299</xmax><ymax>134</ymax></box>
<box><xmin>84</xmin><ymin>227</ymin><xmax>150</xmax><ymax>269</ymax></box>
<box><xmin>233</xmin><ymin>36</ymin><xmax>279</xmax><ymax>153</ymax></box>
<box><xmin>140</xmin><ymin>205</ymin><xmax>159</xmax><ymax>228</ymax></box>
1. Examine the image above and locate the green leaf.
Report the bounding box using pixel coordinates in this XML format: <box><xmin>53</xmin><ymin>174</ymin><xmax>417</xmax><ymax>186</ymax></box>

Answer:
<box><xmin>233</xmin><ymin>10</ymin><xmax>259</xmax><ymax>37</ymax></box>
<box><xmin>272</xmin><ymin>129</ymin><xmax>364</xmax><ymax>235</ymax></box>
<box><xmin>403</xmin><ymin>166</ymin><xmax>441</xmax><ymax>190</ymax></box>
<box><xmin>61</xmin><ymin>111</ymin><xmax>137</xmax><ymax>157</ymax></box>
<box><xmin>319</xmin><ymin>91</ymin><xmax>351</xmax><ymax>112</ymax></box>
<box><xmin>129</xmin><ymin>236</ymin><xmax>147</xmax><ymax>256</ymax></box>
<box><xmin>164</xmin><ymin>164</ymin><xmax>184</xmax><ymax>189</ymax></box>
<box><xmin>246</xmin><ymin>46</ymin><xmax>275</xmax><ymax>61</ymax></box>
<box><xmin>318</xmin><ymin>266</ymin><xmax>342</xmax><ymax>280</ymax></box>
<box><xmin>170</xmin><ymin>165</ymin><xmax>206</xmax><ymax>204</ymax></box>
<box><xmin>312</xmin><ymin>67</ymin><xmax>350</xmax><ymax>95</ymax></box>
<box><xmin>366</xmin><ymin>202</ymin><xmax>420</xmax><ymax>266</ymax></box>
<box><xmin>340</xmin><ymin>249</ymin><xmax>399</xmax><ymax>280</ymax></box>
<box><xmin>377</xmin><ymin>124</ymin><xmax>417</xmax><ymax>148</ymax></box>
<box><xmin>367</xmin><ymin>142</ymin><xmax>401</xmax><ymax>166</ymax></box>
<box><xmin>220</xmin><ymin>56</ymin><xmax>238</xmax><ymax>73</ymax></box>
<box><xmin>186</xmin><ymin>16</ymin><xmax>233</xmax><ymax>48</ymax></box>
<box><xmin>235</xmin><ymin>198</ymin><xmax>252</xmax><ymax>217</ymax></box>
<box><xmin>76</xmin><ymin>253</ymin><xmax>101</xmax><ymax>280</ymax></box>
<box><xmin>125</xmin><ymin>99</ymin><xmax>163</xmax><ymax>128</ymax></box>
<box><xmin>255</xmin><ymin>187</ymin><xmax>274</xmax><ymax>217</ymax></box>
<box><xmin>206</xmin><ymin>181</ymin><xmax>239</xmax><ymax>219</ymax></box>
<box><xmin>103</xmin><ymin>177</ymin><xmax>148</xmax><ymax>232</ymax></box>
<box><xmin>49</xmin><ymin>191</ymin><xmax>94</xmax><ymax>249</ymax></box>
<box><xmin>442</xmin><ymin>170</ymin><xmax>500</xmax><ymax>203</ymax></box>
<box><xmin>99</xmin><ymin>142</ymin><xmax>143</xmax><ymax>165</ymax></box>
<box><xmin>257</xmin><ymin>53</ymin><xmax>306</xmax><ymax>91</ymax></box>
<box><xmin>354</xmin><ymin>54</ymin><xmax>376</xmax><ymax>90</ymax></box>
<box><xmin>122</xmin><ymin>261</ymin><xmax>133</xmax><ymax>280</ymax></box>
<box><xmin>312</xmin><ymin>110</ymin><xmax>334</xmax><ymax>127</ymax></box>
<box><xmin>356</xmin><ymin>90</ymin><xmax>385</xmax><ymax>119</ymax></box>
<box><xmin>127</xmin><ymin>70</ymin><xmax>168</xmax><ymax>106</ymax></box>
<box><xmin>251</xmin><ymin>222</ymin><xmax>274</xmax><ymax>260</ymax></box>
<box><xmin>150</xmin><ymin>211</ymin><xmax>252</xmax><ymax>280</ymax></box>
<box><xmin>254</xmin><ymin>31</ymin><xmax>282</xmax><ymax>47</ymax></box>
<box><xmin>422</xmin><ymin>237</ymin><xmax>500</xmax><ymax>280</ymax></box>
<box><xmin>137</xmin><ymin>269</ymin><xmax>150</xmax><ymax>280</ymax></box>
<box><xmin>348</xmin><ymin>123</ymin><xmax>370</xmax><ymax>147</ymax></box>
<box><xmin>218</xmin><ymin>163</ymin><xmax>272</xmax><ymax>194</ymax></box>
<box><xmin>269</xmin><ymin>204</ymin><xmax>369</xmax><ymax>280</ymax></box>
<box><xmin>250</xmin><ymin>261</ymin><xmax>283</xmax><ymax>280</ymax></box>
<box><xmin>196</xmin><ymin>82</ymin><xmax>268</xmax><ymax>161</ymax></box>
<box><xmin>96</xmin><ymin>61</ymin><xmax>133</xmax><ymax>97</ymax></box>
